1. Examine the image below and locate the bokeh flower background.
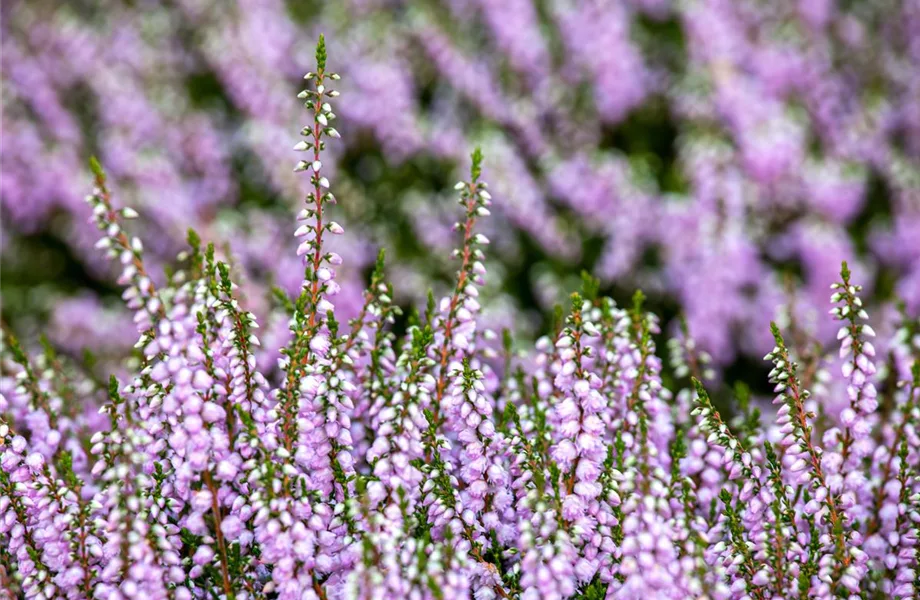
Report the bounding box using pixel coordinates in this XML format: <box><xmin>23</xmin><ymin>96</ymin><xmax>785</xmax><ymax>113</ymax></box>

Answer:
<box><xmin>3</xmin><ymin>0</ymin><xmax>919</xmax><ymax>386</ymax></box>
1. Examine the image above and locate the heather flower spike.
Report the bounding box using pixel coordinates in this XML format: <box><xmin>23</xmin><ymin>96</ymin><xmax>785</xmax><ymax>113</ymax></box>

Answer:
<box><xmin>85</xmin><ymin>156</ymin><xmax>164</xmax><ymax>333</ymax></box>
<box><xmin>3</xmin><ymin>37</ymin><xmax>920</xmax><ymax>600</ymax></box>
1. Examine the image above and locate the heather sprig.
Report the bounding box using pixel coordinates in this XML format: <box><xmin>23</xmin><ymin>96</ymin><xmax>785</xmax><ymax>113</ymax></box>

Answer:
<box><xmin>766</xmin><ymin>321</ymin><xmax>859</xmax><ymax>594</ymax></box>
<box><xmin>85</xmin><ymin>157</ymin><xmax>163</xmax><ymax>333</ymax></box>
<box><xmin>431</xmin><ymin>148</ymin><xmax>492</xmax><ymax>422</ymax></box>
<box><xmin>830</xmin><ymin>261</ymin><xmax>878</xmax><ymax>465</ymax></box>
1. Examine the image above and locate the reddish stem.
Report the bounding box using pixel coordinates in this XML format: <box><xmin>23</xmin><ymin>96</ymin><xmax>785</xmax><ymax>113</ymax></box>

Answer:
<box><xmin>432</xmin><ymin>183</ymin><xmax>480</xmax><ymax>423</ymax></box>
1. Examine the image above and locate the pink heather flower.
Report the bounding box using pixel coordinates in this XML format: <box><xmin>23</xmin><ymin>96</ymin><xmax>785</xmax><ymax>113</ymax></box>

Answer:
<box><xmin>309</xmin><ymin>333</ymin><xmax>331</xmax><ymax>355</ymax></box>
<box><xmin>221</xmin><ymin>516</ymin><xmax>244</xmax><ymax>541</ymax></box>
<box><xmin>192</xmin><ymin>546</ymin><xmax>215</xmax><ymax>566</ymax></box>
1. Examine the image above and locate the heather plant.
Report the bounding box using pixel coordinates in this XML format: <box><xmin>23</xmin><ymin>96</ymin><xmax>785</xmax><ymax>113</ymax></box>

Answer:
<box><xmin>3</xmin><ymin>37</ymin><xmax>920</xmax><ymax>600</ymax></box>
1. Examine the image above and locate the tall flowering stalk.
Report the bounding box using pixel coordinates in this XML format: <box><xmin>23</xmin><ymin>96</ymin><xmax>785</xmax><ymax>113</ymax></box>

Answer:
<box><xmin>86</xmin><ymin>157</ymin><xmax>165</xmax><ymax>337</ymax></box>
<box><xmin>293</xmin><ymin>34</ymin><xmax>343</xmax><ymax>332</ymax></box>
<box><xmin>430</xmin><ymin>149</ymin><xmax>491</xmax><ymax>423</ymax></box>
<box><xmin>2</xmin><ymin>35</ymin><xmax>920</xmax><ymax>600</ymax></box>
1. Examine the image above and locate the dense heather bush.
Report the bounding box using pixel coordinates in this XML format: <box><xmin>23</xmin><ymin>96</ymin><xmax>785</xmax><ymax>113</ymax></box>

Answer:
<box><xmin>3</xmin><ymin>0</ymin><xmax>919</xmax><ymax>368</ymax></box>
<box><xmin>3</xmin><ymin>39</ymin><xmax>920</xmax><ymax>600</ymax></box>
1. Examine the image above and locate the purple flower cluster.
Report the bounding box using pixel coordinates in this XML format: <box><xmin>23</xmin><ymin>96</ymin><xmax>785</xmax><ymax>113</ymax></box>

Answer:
<box><xmin>3</xmin><ymin>0</ymin><xmax>919</xmax><ymax>369</ymax></box>
<box><xmin>2</xmin><ymin>39</ymin><xmax>920</xmax><ymax>599</ymax></box>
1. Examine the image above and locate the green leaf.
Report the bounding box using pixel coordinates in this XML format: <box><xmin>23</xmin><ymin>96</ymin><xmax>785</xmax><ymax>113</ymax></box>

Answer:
<box><xmin>89</xmin><ymin>156</ymin><xmax>106</xmax><ymax>182</ymax></box>
<box><xmin>470</xmin><ymin>147</ymin><xmax>483</xmax><ymax>182</ymax></box>
<box><xmin>315</xmin><ymin>34</ymin><xmax>327</xmax><ymax>72</ymax></box>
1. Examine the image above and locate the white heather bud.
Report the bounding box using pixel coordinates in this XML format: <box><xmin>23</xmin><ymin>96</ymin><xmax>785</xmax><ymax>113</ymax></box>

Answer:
<box><xmin>328</xmin><ymin>222</ymin><xmax>344</xmax><ymax>235</ymax></box>
<box><xmin>317</xmin><ymin>298</ymin><xmax>335</xmax><ymax>314</ymax></box>
<box><xmin>294</xmin><ymin>161</ymin><xmax>309</xmax><ymax>172</ymax></box>
<box><xmin>294</xmin><ymin>141</ymin><xmax>309</xmax><ymax>151</ymax></box>
<box><xmin>122</xmin><ymin>207</ymin><xmax>139</xmax><ymax>219</ymax></box>
<box><xmin>317</xmin><ymin>113</ymin><xmax>328</xmax><ymax>126</ymax></box>
<box><xmin>312</xmin><ymin>160</ymin><xmax>322</xmax><ymax>172</ymax></box>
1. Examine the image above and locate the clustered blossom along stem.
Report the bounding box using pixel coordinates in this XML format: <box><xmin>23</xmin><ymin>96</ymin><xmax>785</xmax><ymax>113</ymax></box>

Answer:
<box><xmin>766</xmin><ymin>322</ymin><xmax>864</xmax><ymax>595</ymax></box>
<box><xmin>830</xmin><ymin>261</ymin><xmax>878</xmax><ymax>466</ymax></box>
<box><xmin>430</xmin><ymin>149</ymin><xmax>491</xmax><ymax>425</ymax></box>
<box><xmin>86</xmin><ymin>158</ymin><xmax>165</xmax><ymax>333</ymax></box>
<box><xmin>294</xmin><ymin>34</ymin><xmax>342</xmax><ymax>333</ymax></box>
<box><xmin>2</xmin><ymin>37</ymin><xmax>920</xmax><ymax>600</ymax></box>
